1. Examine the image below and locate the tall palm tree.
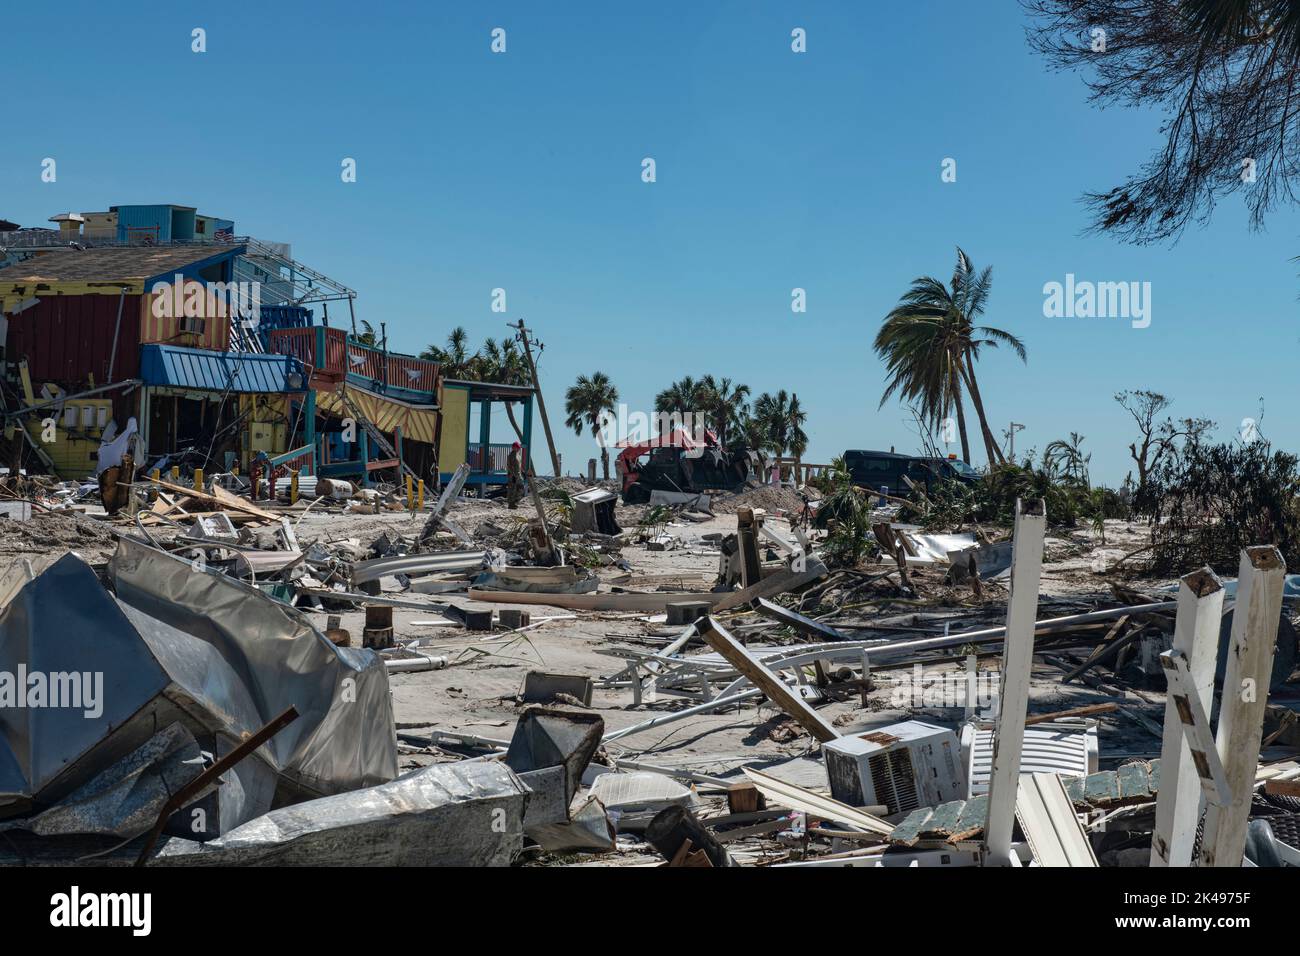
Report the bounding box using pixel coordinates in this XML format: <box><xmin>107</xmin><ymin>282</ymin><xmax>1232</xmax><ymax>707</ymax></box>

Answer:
<box><xmin>654</xmin><ymin>376</ymin><xmax>700</xmax><ymax>414</ymax></box>
<box><xmin>875</xmin><ymin>247</ymin><xmax>1026</xmax><ymax>467</ymax></box>
<box><xmin>697</xmin><ymin>375</ymin><xmax>751</xmax><ymax>447</ymax></box>
<box><xmin>654</xmin><ymin>376</ymin><xmax>705</xmax><ymax>438</ymax></box>
<box><xmin>420</xmin><ymin>326</ymin><xmax>474</xmax><ymax>378</ymax></box>
<box><xmin>565</xmin><ymin>372</ymin><xmax>620</xmax><ymax>480</ymax></box>
<box><xmin>753</xmin><ymin>390</ymin><xmax>808</xmax><ymax>459</ymax></box>
<box><xmin>475</xmin><ymin>337</ymin><xmax>530</xmax><ymax>386</ymax></box>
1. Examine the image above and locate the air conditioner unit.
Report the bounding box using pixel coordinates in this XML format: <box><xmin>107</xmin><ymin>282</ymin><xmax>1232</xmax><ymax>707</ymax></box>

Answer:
<box><xmin>180</xmin><ymin>316</ymin><xmax>205</xmax><ymax>335</ymax></box>
<box><xmin>821</xmin><ymin>720</ymin><xmax>966</xmax><ymax>814</ymax></box>
<box><xmin>960</xmin><ymin>719</ymin><xmax>1098</xmax><ymax>798</ymax></box>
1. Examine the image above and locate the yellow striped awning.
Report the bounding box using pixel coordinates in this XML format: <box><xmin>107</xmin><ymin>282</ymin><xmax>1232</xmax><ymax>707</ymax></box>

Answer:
<box><xmin>316</xmin><ymin>385</ymin><xmax>439</xmax><ymax>445</ymax></box>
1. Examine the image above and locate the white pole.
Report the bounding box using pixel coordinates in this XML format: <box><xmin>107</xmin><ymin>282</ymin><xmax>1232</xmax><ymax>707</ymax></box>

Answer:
<box><xmin>983</xmin><ymin>497</ymin><xmax>1046</xmax><ymax>866</ymax></box>
<box><xmin>1197</xmin><ymin>545</ymin><xmax>1286</xmax><ymax>867</ymax></box>
<box><xmin>1151</xmin><ymin>567</ymin><xmax>1225</xmax><ymax>866</ymax></box>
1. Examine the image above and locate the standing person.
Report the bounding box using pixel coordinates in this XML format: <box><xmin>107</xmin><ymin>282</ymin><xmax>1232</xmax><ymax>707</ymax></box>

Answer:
<box><xmin>506</xmin><ymin>441</ymin><xmax>524</xmax><ymax>509</ymax></box>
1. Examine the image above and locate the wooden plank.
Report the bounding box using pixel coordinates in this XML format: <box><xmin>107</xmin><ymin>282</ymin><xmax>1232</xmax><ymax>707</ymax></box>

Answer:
<box><xmin>468</xmin><ymin>558</ymin><xmax>828</xmax><ymax>613</ymax></box>
<box><xmin>1059</xmin><ymin>614</ymin><xmax>1134</xmax><ymax>683</ymax></box>
<box><xmin>751</xmin><ymin>597</ymin><xmax>849</xmax><ymax>642</ymax></box>
<box><xmin>741</xmin><ymin>767</ymin><xmax>892</xmax><ymax>836</ymax></box>
<box><xmin>984</xmin><ymin>498</ymin><xmax>1047</xmax><ymax>867</ymax></box>
<box><xmin>699</xmin><ymin>616</ymin><xmax>839</xmax><ymax>743</ymax></box>
<box><xmin>1198</xmin><ymin>546</ymin><xmax>1287</xmax><ymax>867</ymax></box>
<box><xmin>146</xmin><ymin>476</ymin><xmax>280</xmax><ymax>522</ymax></box>
<box><xmin>1016</xmin><ymin>772</ymin><xmax>1098</xmax><ymax>867</ymax></box>
<box><xmin>1151</xmin><ymin>567</ymin><xmax>1224</xmax><ymax>867</ymax></box>
<box><xmin>1264</xmin><ymin>778</ymin><xmax>1300</xmax><ymax>799</ymax></box>
<box><xmin>1024</xmin><ymin>702</ymin><xmax>1118</xmax><ymax>726</ymax></box>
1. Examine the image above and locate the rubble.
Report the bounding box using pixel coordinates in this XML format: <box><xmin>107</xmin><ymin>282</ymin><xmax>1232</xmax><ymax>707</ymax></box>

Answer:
<box><xmin>0</xmin><ymin>431</ymin><xmax>1296</xmax><ymax>874</ymax></box>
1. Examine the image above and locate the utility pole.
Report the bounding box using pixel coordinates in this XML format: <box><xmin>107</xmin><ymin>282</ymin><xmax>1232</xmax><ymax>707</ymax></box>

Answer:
<box><xmin>1007</xmin><ymin>422</ymin><xmax>1024</xmax><ymax>460</ymax></box>
<box><xmin>510</xmin><ymin>319</ymin><xmax>562</xmax><ymax>477</ymax></box>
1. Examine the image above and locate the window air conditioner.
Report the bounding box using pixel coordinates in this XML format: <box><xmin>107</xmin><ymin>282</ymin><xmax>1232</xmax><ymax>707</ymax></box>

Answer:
<box><xmin>821</xmin><ymin>720</ymin><xmax>966</xmax><ymax>814</ymax></box>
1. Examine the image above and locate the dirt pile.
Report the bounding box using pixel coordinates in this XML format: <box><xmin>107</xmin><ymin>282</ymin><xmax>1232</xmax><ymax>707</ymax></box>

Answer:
<box><xmin>0</xmin><ymin>509</ymin><xmax>118</xmax><ymax>561</ymax></box>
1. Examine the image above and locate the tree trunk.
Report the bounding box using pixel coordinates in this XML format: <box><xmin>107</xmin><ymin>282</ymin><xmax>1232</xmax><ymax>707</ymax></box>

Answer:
<box><xmin>503</xmin><ymin>402</ymin><xmax>525</xmax><ymax>442</ymax></box>
<box><xmin>960</xmin><ymin>351</ymin><xmax>1001</xmax><ymax>467</ymax></box>
<box><xmin>953</xmin><ymin>390</ymin><xmax>971</xmax><ymax>464</ymax></box>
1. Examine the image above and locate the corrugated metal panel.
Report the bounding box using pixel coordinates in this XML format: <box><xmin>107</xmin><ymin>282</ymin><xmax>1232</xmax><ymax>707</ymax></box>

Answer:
<box><xmin>171</xmin><ymin>208</ymin><xmax>197</xmax><ymax>242</ymax></box>
<box><xmin>114</xmin><ymin>204</ymin><xmax>174</xmax><ymax>243</ymax></box>
<box><xmin>4</xmin><ymin>293</ymin><xmax>142</xmax><ymax>382</ymax></box>
<box><xmin>139</xmin><ymin>344</ymin><xmax>305</xmax><ymax>393</ymax></box>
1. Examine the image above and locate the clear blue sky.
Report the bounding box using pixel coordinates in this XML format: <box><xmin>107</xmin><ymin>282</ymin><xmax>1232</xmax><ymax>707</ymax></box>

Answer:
<box><xmin>4</xmin><ymin>1</ymin><xmax>1297</xmax><ymax>482</ymax></box>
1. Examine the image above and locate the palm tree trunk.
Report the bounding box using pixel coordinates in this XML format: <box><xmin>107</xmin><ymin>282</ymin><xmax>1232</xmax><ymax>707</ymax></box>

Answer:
<box><xmin>953</xmin><ymin>391</ymin><xmax>971</xmax><ymax>464</ymax></box>
<box><xmin>503</xmin><ymin>402</ymin><xmax>525</xmax><ymax>442</ymax></box>
<box><xmin>960</xmin><ymin>350</ymin><xmax>1002</xmax><ymax>466</ymax></box>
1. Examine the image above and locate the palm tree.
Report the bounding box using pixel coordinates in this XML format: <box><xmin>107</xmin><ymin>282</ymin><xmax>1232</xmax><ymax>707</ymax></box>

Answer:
<box><xmin>420</xmin><ymin>326</ymin><xmax>474</xmax><ymax>378</ymax></box>
<box><xmin>565</xmin><ymin>372</ymin><xmax>620</xmax><ymax>480</ymax></box>
<box><xmin>1044</xmin><ymin>432</ymin><xmax>1091</xmax><ymax>487</ymax></box>
<box><xmin>753</xmin><ymin>390</ymin><xmax>808</xmax><ymax>459</ymax></box>
<box><xmin>353</xmin><ymin>319</ymin><xmax>380</xmax><ymax>346</ymax></box>
<box><xmin>475</xmin><ymin>337</ymin><xmax>530</xmax><ymax>386</ymax></box>
<box><xmin>698</xmin><ymin>375</ymin><xmax>751</xmax><ymax>446</ymax></box>
<box><xmin>654</xmin><ymin>376</ymin><xmax>705</xmax><ymax>439</ymax></box>
<box><xmin>875</xmin><ymin>247</ymin><xmax>1026</xmax><ymax>467</ymax></box>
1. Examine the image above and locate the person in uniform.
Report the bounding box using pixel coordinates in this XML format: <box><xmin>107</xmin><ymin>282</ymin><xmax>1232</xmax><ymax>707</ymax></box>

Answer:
<box><xmin>506</xmin><ymin>441</ymin><xmax>524</xmax><ymax>509</ymax></box>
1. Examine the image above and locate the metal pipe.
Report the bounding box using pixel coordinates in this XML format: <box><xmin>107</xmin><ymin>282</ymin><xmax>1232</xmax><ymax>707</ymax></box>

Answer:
<box><xmin>107</xmin><ymin>286</ymin><xmax>127</xmax><ymax>382</ymax></box>
<box><xmin>601</xmin><ymin>689</ymin><xmax>764</xmax><ymax>743</ymax></box>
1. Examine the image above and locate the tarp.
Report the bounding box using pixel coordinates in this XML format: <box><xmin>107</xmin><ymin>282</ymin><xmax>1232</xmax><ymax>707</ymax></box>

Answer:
<box><xmin>96</xmin><ymin>416</ymin><xmax>139</xmax><ymax>475</ymax></box>
<box><xmin>316</xmin><ymin>385</ymin><xmax>438</xmax><ymax>445</ymax></box>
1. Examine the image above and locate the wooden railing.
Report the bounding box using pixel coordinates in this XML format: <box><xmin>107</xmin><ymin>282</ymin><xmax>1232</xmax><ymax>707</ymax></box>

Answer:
<box><xmin>468</xmin><ymin>442</ymin><xmax>512</xmax><ymax>474</ymax></box>
<box><xmin>267</xmin><ymin>328</ymin><xmax>439</xmax><ymax>394</ymax></box>
<box><xmin>773</xmin><ymin>457</ymin><xmax>832</xmax><ymax>486</ymax></box>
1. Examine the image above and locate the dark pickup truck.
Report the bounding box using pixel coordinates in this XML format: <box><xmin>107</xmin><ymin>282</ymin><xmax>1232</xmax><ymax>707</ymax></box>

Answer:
<box><xmin>843</xmin><ymin>449</ymin><xmax>980</xmax><ymax>498</ymax></box>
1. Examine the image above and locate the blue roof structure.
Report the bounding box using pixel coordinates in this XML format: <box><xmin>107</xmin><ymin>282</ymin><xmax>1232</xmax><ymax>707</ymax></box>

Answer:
<box><xmin>140</xmin><ymin>344</ymin><xmax>307</xmax><ymax>393</ymax></box>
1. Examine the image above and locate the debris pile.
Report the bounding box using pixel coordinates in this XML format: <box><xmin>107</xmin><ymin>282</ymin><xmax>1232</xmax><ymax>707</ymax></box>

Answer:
<box><xmin>1</xmin><ymin>455</ymin><xmax>1297</xmax><ymax>870</ymax></box>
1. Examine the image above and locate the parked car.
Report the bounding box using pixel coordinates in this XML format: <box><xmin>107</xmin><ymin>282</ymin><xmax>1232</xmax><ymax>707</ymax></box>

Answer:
<box><xmin>842</xmin><ymin>449</ymin><xmax>979</xmax><ymax>498</ymax></box>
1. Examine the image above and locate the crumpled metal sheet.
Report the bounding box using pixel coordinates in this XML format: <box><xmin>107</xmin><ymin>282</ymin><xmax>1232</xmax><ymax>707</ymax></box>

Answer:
<box><xmin>151</xmin><ymin>760</ymin><xmax>529</xmax><ymax>866</ymax></box>
<box><xmin>903</xmin><ymin>532</ymin><xmax>978</xmax><ymax>564</ymax></box>
<box><xmin>0</xmin><ymin>553</ymin><xmax>175</xmax><ymax>815</ymax></box>
<box><xmin>0</xmin><ymin>538</ymin><xmax>397</xmax><ymax>829</ymax></box>
<box><xmin>0</xmin><ymin>723</ymin><xmax>204</xmax><ymax>839</ymax></box>
<box><xmin>108</xmin><ymin>534</ymin><xmax>397</xmax><ymax>800</ymax></box>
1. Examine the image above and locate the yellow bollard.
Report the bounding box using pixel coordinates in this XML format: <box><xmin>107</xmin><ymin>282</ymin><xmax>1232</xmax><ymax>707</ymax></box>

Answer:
<box><xmin>170</xmin><ymin>466</ymin><xmax>180</xmax><ymax>481</ymax></box>
<box><xmin>417</xmin><ymin>479</ymin><xmax>425</xmax><ymax>510</ymax></box>
<box><xmin>194</xmin><ymin>468</ymin><xmax>204</xmax><ymax>492</ymax></box>
<box><xmin>290</xmin><ymin>471</ymin><xmax>299</xmax><ymax>505</ymax></box>
<box><xmin>406</xmin><ymin>474</ymin><xmax>414</xmax><ymax>511</ymax></box>
<box><xmin>150</xmin><ymin>468</ymin><xmax>160</xmax><ymax>483</ymax></box>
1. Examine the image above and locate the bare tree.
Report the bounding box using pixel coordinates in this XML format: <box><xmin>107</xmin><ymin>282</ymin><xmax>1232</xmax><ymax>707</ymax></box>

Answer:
<box><xmin>1115</xmin><ymin>389</ymin><xmax>1214</xmax><ymax>488</ymax></box>
<box><xmin>1025</xmin><ymin>1</ymin><xmax>1300</xmax><ymax>243</ymax></box>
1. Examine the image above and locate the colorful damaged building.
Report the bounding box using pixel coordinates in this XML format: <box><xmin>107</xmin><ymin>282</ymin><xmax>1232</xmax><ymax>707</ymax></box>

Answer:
<box><xmin>0</xmin><ymin>205</ymin><xmax>535</xmax><ymax>491</ymax></box>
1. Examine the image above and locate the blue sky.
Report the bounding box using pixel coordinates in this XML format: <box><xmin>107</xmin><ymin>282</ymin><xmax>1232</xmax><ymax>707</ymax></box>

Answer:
<box><xmin>4</xmin><ymin>1</ymin><xmax>1297</xmax><ymax>482</ymax></box>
